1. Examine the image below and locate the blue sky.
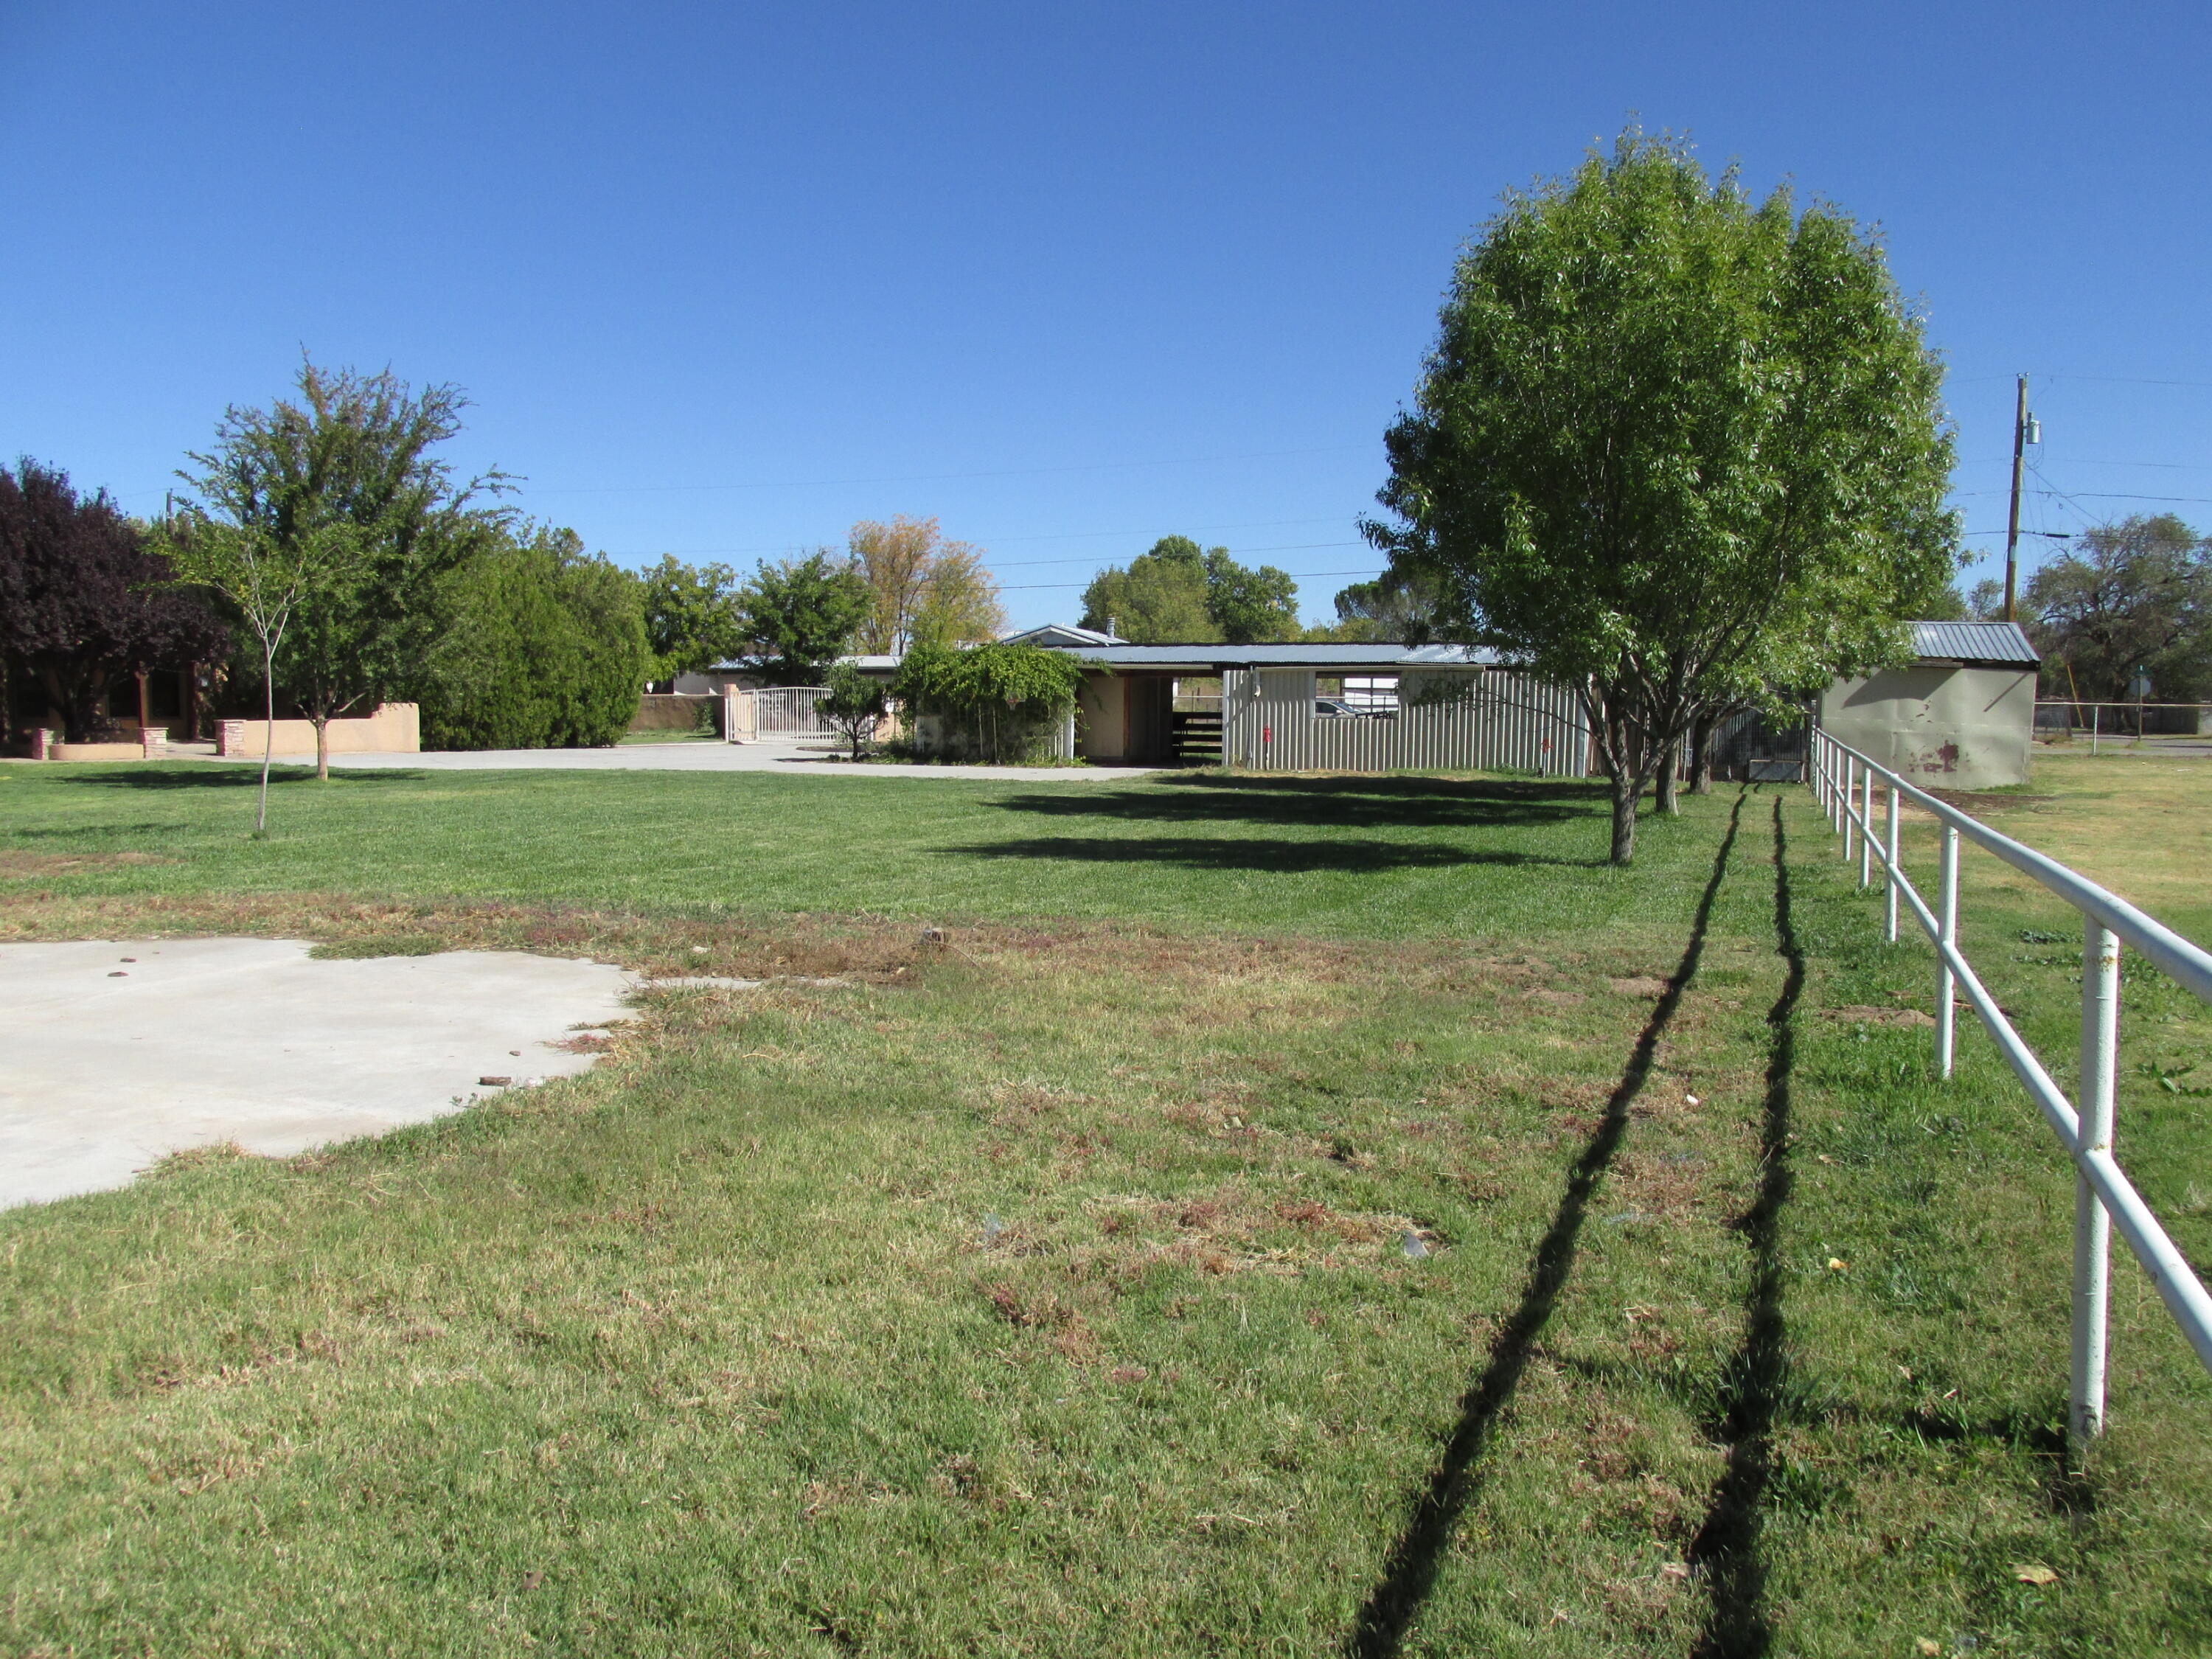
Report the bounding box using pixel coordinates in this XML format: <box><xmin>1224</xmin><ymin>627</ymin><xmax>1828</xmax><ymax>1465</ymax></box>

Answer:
<box><xmin>5</xmin><ymin>1</ymin><xmax>2208</xmax><ymax>632</ymax></box>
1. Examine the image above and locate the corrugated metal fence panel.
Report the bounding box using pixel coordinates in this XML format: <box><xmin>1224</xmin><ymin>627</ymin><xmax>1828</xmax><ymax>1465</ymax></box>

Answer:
<box><xmin>1222</xmin><ymin>669</ymin><xmax>1589</xmax><ymax>775</ymax></box>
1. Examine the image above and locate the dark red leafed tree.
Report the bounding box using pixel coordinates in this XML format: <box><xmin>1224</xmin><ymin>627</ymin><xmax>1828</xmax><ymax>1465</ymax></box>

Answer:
<box><xmin>0</xmin><ymin>459</ymin><xmax>230</xmax><ymax>742</ymax></box>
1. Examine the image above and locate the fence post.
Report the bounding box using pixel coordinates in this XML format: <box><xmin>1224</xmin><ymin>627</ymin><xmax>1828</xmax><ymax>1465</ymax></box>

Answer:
<box><xmin>1885</xmin><ymin>785</ymin><xmax>1901</xmax><ymax>943</ymax></box>
<box><xmin>1843</xmin><ymin>756</ymin><xmax>1857</xmax><ymax>860</ymax></box>
<box><xmin>2072</xmin><ymin>922</ymin><xmax>2121</xmax><ymax>1450</ymax></box>
<box><xmin>1936</xmin><ymin>826</ymin><xmax>1959</xmax><ymax>1079</ymax></box>
<box><xmin>1859</xmin><ymin>765</ymin><xmax>1874</xmax><ymax>889</ymax></box>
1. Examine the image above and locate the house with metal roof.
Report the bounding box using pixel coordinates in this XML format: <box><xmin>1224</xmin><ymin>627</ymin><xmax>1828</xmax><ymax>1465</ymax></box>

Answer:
<box><xmin>1019</xmin><ymin>622</ymin><xmax>2041</xmax><ymax>785</ymax></box>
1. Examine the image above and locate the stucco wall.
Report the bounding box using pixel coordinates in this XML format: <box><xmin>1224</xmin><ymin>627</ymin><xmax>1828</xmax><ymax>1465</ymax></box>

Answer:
<box><xmin>1818</xmin><ymin>667</ymin><xmax>2034</xmax><ymax>790</ymax></box>
<box><xmin>1076</xmin><ymin>675</ymin><xmax>1130</xmax><ymax>762</ymax></box>
<box><xmin>218</xmin><ymin>703</ymin><xmax>421</xmax><ymax>757</ymax></box>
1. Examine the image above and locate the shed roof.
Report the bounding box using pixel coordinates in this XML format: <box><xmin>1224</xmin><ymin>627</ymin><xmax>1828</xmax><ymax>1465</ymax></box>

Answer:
<box><xmin>1029</xmin><ymin>641</ymin><xmax>1503</xmax><ymax>672</ymax></box>
<box><xmin>1907</xmin><ymin>621</ymin><xmax>2039</xmax><ymax>666</ymax></box>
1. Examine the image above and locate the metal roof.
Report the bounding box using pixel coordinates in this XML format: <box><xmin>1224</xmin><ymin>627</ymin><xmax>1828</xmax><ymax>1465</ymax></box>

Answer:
<box><xmin>1034</xmin><ymin>641</ymin><xmax>1504</xmax><ymax>671</ymax></box>
<box><xmin>1001</xmin><ymin>622</ymin><xmax>1127</xmax><ymax>647</ymax></box>
<box><xmin>1908</xmin><ymin>621</ymin><xmax>2039</xmax><ymax>666</ymax></box>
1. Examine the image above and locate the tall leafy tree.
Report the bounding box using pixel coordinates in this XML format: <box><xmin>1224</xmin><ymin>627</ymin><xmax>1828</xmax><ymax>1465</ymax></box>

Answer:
<box><xmin>640</xmin><ymin>556</ymin><xmax>746</xmax><ymax>682</ymax></box>
<box><xmin>1367</xmin><ymin>131</ymin><xmax>1958</xmax><ymax>862</ymax></box>
<box><xmin>414</xmin><ymin>524</ymin><xmax>647</xmax><ymax>751</ymax></box>
<box><xmin>1079</xmin><ymin>537</ymin><xmax>1219</xmax><ymax>642</ymax></box>
<box><xmin>0</xmin><ymin>459</ymin><xmax>229</xmax><ymax>745</ymax></box>
<box><xmin>1078</xmin><ymin>535</ymin><xmax>1300</xmax><ymax>643</ymax></box>
<box><xmin>1202</xmin><ymin>546</ymin><xmax>1301</xmax><ymax>643</ymax></box>
<box><xmin>737</xmin><ymin>551</ymin><xmax>874</xmax><ymax>683</ymax></box>
<box><xmin>1324</xmin><ymin>571</ymin><xmax>1446</xmax><ymax>643</ymax></box>
<box><xmin>849</xmin><ymin>515</ymin><xmax>1005</xmax><ymax>653</ymax></box>
<box><xmin>169</xmin><ymin>358</ymin><xmax>508</xmax><ymax>782</ymax></box>
<box><xmin>2022</xmin><ymin>515</ymin><xmax>2212</xmax><ymax>701</ymax></box>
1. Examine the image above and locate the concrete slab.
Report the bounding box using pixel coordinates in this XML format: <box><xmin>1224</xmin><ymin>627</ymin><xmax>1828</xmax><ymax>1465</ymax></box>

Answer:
<box><xmin>181</xmin><ymin>740</ymin><xmax>1163</xmax><ymax>782</ymax></box>
<box><xmin>0</xmin><ymin>939</ymin><xmax>641</xmax><ymax>1211</ymax></box>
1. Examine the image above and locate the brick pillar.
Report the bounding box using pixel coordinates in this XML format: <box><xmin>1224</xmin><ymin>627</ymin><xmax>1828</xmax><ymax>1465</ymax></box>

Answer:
<box><xmin>32</xmin><ymin>727</ymin><xmax>52</xmax><ymax>761</ymax></box>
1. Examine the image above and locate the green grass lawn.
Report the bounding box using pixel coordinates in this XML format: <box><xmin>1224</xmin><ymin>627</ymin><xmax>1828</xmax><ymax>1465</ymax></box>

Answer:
<box><xmin>1</xmin><ymin>759</ymin><xmax>2208</xmax><ymax>1656</ymax></box>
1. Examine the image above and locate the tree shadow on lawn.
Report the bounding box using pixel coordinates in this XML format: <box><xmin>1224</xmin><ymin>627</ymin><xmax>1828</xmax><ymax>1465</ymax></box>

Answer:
<box><xmin>62</xmin><ymin>766</ymin><xmax>432</xmax><ymax>790</ymax></box>
<box><xmin>950</xmin><ymin>835</ymin><xmax>1605</xmax><ymax>874</ymax></box>
<box><xmin>994</xmin><ymin>773</ymin><xmax>1602</xmax><ymax>832</ymax></box>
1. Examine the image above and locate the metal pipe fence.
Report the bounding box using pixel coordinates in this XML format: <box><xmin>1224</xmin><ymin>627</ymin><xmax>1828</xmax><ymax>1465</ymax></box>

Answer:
<box><xmin>2034</xmin><ymin>700</ymin><xmax>2212</xmax><ymax>750</ymax></box>
<box><xmin>1809</xmin><ymin>728</ymin><xmax>2212</xmax><ymax>1450</ymax></box>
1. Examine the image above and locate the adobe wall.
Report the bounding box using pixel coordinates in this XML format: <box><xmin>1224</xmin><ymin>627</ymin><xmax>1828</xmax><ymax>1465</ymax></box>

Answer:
<box><xmin>218</xmin><ymin>703</ymin><xmax>421</xmax><ymax>757</ymax></box>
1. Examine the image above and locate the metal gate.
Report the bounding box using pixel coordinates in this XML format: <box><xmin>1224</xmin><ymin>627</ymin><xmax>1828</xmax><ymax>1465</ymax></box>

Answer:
<box><xmin>753</xmin><ymin>686</ymin><xmax>833</xmax><ymax>740</ymax></box>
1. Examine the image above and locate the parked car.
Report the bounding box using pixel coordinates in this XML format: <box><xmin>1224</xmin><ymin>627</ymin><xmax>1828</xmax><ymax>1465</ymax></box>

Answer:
<box><xmin>1315</xmin><ymin>698</ymin><xmax>1395</xmax><ymax>719</ymax></box>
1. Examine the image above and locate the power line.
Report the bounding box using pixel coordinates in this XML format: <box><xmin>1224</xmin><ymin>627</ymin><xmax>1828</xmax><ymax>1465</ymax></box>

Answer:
<box><xmin>606</xmin><ymin>515</ymin><xmax>1355</xmax><ymax>560</ymax></box>
<box><xmin>526</xmin><ymin>442</ymin><xmax>1376</xmax><ymax>497</ymax></box>
<box><xmin>999</xmin><ymin>566</ymin><xmax>1382</xmax><ymax>594</ymax></box>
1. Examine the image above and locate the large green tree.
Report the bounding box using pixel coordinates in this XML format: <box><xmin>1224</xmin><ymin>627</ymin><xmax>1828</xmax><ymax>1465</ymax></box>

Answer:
<box><xmin>415</xmin><ymin>525</ymin><xmax>647</xmax><ymax>750</ymax></box>
<box><xmin>1079</xmin><ymin>536</ymin><xmax>1301</xmax><ymax>643</ymax></box>
<box><xmin>737</xmin><ymin>551</ymin><xmax>874</xmax><ymax>684</ymax></box>
<box><xmin>640</xmin><ymin>557</ymin><xmax>746</xmax><ymax>683</ymax></box>
<box><xmin>2022</xmin><ymin>515</ymin><xmax>2212</xmax><ymax>702</ymax></box>
<box><xmin>1</xmin><ymin>460</ymin><xmax>229</xmax><ymax>745</ymax></box>
<box><xmin>1079</xmin><ymin>537</ymin><xmax>1218</xmax><ymax>641</ymax></box>
<box><xmin>1367</xmin><ymin>131</ymin><xmax>1958</xmax><ymax>862</ymax></box>
<box><xmin>168</xmin><ymin>358</ymin><xmax>507</xmax><ymax>783</ymax></box>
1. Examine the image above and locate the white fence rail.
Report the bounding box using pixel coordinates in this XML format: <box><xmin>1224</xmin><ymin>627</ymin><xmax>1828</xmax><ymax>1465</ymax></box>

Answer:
<box><xmin>1809</xmin><ymin>729</ymin><xmax>2212</xmax><ymax>1448</ymax></box>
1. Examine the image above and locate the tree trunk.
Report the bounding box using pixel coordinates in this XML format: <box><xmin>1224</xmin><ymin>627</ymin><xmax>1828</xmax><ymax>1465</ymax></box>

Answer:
<box><xmin>1690</xmin><ymin>714</ymin><xmax>1714</xmax><ymax>795</ymax></box>
<box><xmin>257</xmin><ymin>641</ymin><xmax>275</xmax><ymax>834</ymax></box>
<box><xmin>314</xmin><ymin>715</ymin><xmax>330</xmax><ymax>782</ymax></box>
<box><xmin>1655</xmin><ymin>738</ymin><xmax>1680</xmax><ymax>815</ymax></box>
<box><xmin>1609</xmin><ymin>767</ymin><xmax>1639</xmax><ymax>865</ymax></box>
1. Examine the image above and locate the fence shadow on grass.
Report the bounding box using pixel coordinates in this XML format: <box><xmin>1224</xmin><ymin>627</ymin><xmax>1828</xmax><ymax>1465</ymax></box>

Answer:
<box><xmin>948</xmin><ymin>835</ymin><xmax>1579</xmax><ymax>875</ymax></box>
<box><xmin>1344</xmin><ymin>791</ymin><xmax>1746</xmax><ymax>1659</ymax></box>
<box><xmin>995</xmin><ymin>774</ymin><xmax>1601</xmax><ymax>833</ymax></box>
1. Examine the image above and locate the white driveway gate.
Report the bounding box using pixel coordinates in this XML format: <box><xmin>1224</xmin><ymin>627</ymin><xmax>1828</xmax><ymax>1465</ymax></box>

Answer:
<box><xmin>750</xmin><ymin>686</ymin><xmax>833</xmax><ymax>741</ymax></box>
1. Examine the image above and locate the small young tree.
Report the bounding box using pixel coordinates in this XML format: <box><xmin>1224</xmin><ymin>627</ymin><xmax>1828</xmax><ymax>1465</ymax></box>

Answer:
<box><xmin>0</xmin><ymin>460</ymin><xmax>229</xmax><ymax>743</ymax></box>
<box><xmin>1366</xmin><ymin>130</ymin><xmax>1958</xmax><ymax>862</ymax></box>
<box><xmin>156</xmin><ymin>512</ymin><xmax>335</xmax><ymax>832</ymax></box>
<box><xmin>170</xmin><ymin>358</ymin><xmax>508</xmax><ymax>782</ymax></box>
<box><xmin>818</xmin><ymin>661</ymin><xmax>888</xmax><ymax>759</ymax></box>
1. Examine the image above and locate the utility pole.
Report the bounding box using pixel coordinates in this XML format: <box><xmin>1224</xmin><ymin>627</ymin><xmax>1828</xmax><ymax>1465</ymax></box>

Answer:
<box><xmin>2003</xmin><ymin>373</ymin><xmax>2029</xmax><ymax>622</ymax></box>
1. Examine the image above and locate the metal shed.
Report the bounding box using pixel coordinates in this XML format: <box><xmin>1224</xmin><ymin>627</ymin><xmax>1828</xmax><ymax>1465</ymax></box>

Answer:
<box><xmin>1817</xmin><ymin>622</ymin><xmax>2040</xmax><ymax>790</ymax></box>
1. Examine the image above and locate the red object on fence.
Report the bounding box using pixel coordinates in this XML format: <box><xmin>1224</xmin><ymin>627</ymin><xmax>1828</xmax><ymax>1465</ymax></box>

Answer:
<box><xmin>1262</xmin><ymin>724</ymin><xmax>1273</xmax><ymax>743</ymax></box>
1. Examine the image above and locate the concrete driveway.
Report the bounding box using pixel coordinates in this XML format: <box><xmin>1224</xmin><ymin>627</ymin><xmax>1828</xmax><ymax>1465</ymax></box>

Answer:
<box><xmin>0</xmin><ymin>939</ymin><xmax>640</xmax><ymax>1210</ymax></box>
<box><xmin>189</xmin><ymin>740</ymin><xmax>1164</xmax><ymax>782</ymax></box>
